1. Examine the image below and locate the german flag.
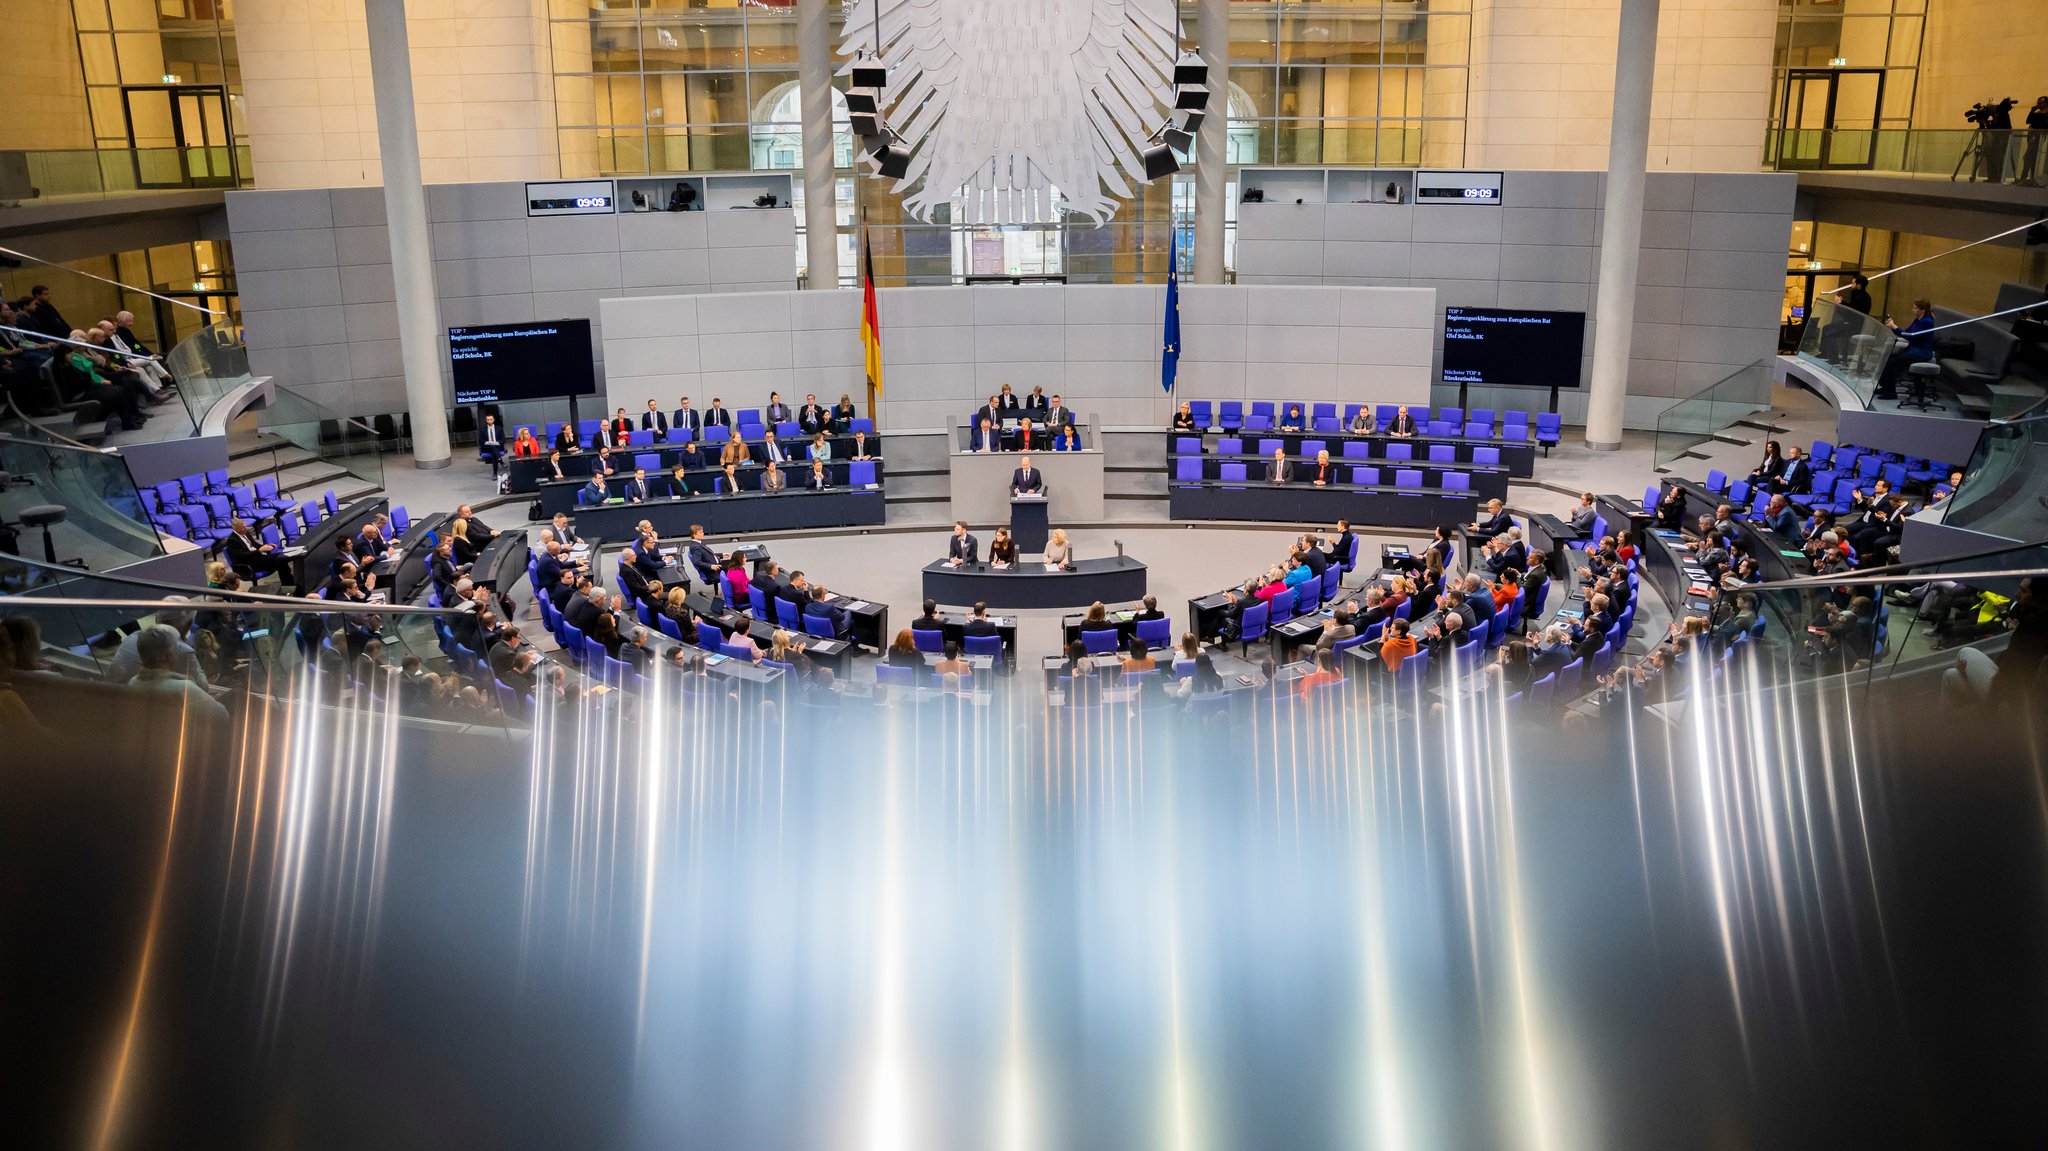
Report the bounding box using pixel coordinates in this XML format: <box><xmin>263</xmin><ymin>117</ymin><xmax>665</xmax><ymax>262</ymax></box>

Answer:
<box><xmin>860</xmin><ymin>233</ymin><xmax>883</xmax><ymax>395</ymax></box>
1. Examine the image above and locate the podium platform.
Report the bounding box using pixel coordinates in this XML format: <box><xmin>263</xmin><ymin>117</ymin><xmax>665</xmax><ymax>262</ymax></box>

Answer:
<box><xmin>1010</xmin><ymin>494</ymin><xmax>1049</xmax><ymax>553</ymax></box>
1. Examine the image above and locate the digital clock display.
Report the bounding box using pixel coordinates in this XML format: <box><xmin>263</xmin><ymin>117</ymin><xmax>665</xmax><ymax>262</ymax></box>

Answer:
<box><xmin>524</xmin><ymin>180</ymin><xmax>619</xmax><ymax>217</ymax></box>
<box><xmin>1413</xmin><ymin>171</ymin><xmax>1504</xmax><ymax>206</ymax></box>
<box><xmin>1418</xmin><ymin>186</ymin><xmax>1498</xmax><ymax>201</ymax></box>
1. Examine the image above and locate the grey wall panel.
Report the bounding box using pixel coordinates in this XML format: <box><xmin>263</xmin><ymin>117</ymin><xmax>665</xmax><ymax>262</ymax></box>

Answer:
<box><xmin>1323</xmin><ymin>241</ymin><xmax>1413</xmax><ymax>277</ymax></box>
<box><xmin>528</xmin><ymin>252</ymin><xmax>624</xmax><ymax>294</ymax></box>
<box><xmin>225</xmin><ymin>189</ymin><xmax>332</xmax><ymax>232</ymax></box>
<box><xmin>1495</xmin><ymin>280</ymin><xmax>1594</xmax><ymax>313</ymax></box>
<box><xmin>232</xmin><ymin>227</ymin><xmax>340</xmax><ymax>273</ymax></box>
<box><xmin>1322</xmin><ymin>204</ymin><xmax>1414</xmax><ymax>242</ymax></box>
<box><xmin>1411</xmin><ymin>204</ymin><xmax>1504</xmax><ymax>244</ymax></box>
<box><xmin>1641</xmin><ymin>173</ymin><xmax>1697</xmax><ymax>211</ymax></box>
<box><xmin>337</xmin><ymin>262</ymin><xmax>396</xmax><ymax>305</ymax></box>
<box><xmin>342</xmin><ymin>302</ymin><xmax>400</xmax><ymax>342</ymax></box>
<box><xmin>427</xmin><ymin>182</ymin><xmax>524</xmax><ymax>222</ymax></box>
<box><xmin>237</xmin><ymin>267</ymin><xmax>343</xmax><ymax>310</ymax></box>
<box><xmin>1237</xmin><ymin>204</ymin><xmax>1325</xmax><ymax>241</ymax></box>
<box><xmin>616</xmin><ymin>211</ymin><xmax>707</xmax><ymax>251</ymax></box>
<box><xmin>1499</xmin><ymin>206</ymin><xmax>1598</xmax><ymax>247</ymax></box>
<box><xmin>432</xmin><ymin>256</ymin><xmax>534</xmax><ymax>297</ymax></box>
<box><xmin>333</xmin><ymin>225</ymin><xmax>391</xmax><ymax>265</ymax></box>
<box><xmin>526</xmin><ymin>214</ymin><xmax>621</xmax><ymax>255</ymax></box>
<box><xmin>1497</xmin><ymin>244</ymin><xmax>1594</xmax><ymax>284</ymax></box>
<box><xmin>328</xmin><ymin>187</ymin><xmax>385</xmax><ymax>227</ymax></box>
<box><xmin>429</xmin><ymin>219</ymin><xmax>530</xmax><ymax>260</ymax></box>
<box><xmin>1411</xmin><ymin>241</ymin><xmax>1503</xmax><ymax>281</ymax></box>
<box><xmin>619</xmin><ymin>247</ymin><xmax>708</xmax><ymax>289</ymax></box>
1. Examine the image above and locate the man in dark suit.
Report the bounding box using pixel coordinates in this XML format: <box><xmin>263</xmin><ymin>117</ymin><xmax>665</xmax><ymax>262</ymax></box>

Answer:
<box><xmin>703</xmin><ymin>398</ymin><xmax>732</xmax><ymax>429</ymax></box>
<box><xmin>548</xmin><ymin>512</ymin><xmax>578</xmax><ymax>549</ymax></box>
<box><xmin>479</xmin><ymin>413</ymin><xmax>505</xmax><ymax>473</ymax></box>
<box><xmin>583</xmin><ymin>473</ymin><xmax>610</xmax><ymax>505</ymax></box>
<box><xmin>602</xmin><ymin>408</ymin><xmax>631</xmax><ymax>448</ymax></box>
<box><xmin>625</xmin><ymin>468</ymin><xmax>653</xmax><ymax>502</ymax></box>
<box><xmin>976</xmin><ymin>394</ymin><xmax>1003</xmax><ymax>430</ymax></box>
<box><xmin>356</xmin><ymin>521</ymin><xmax>391</xmax><ymax>566</ymax></box>
<box><xmin>797</xmin><ymin>393</ymin><xmax>828</xmax><ymax>435</ymax></box>
<box><xmin>488</xmin><ymin>626</ymin><xmax>529</xmax><ymax>681</ymax></box>
<box><xmin>964</xmin><ymin>601</ymin><xmax>1001</xmax><ymax>637</ymax></box>
<box><xmin>1300</xmin><ymin>540</ymin><xmax>1329</xmax><ymax>578</ymax></box>
<box><xmin>806</xmin><ymin>586</ymin><xmax>849</xmax><ymax>638</ymax></box>
<box><xmin>684</xmin><ymin>524</ymin><xmax>719</xmax><ymax>585</ymax></box>
<box><xmin>1267</xmin><ymin>448</ymin><xmax>1292</xmax><ymax>483</ymax></box>
<box><xmin>1043</xmin><ymin>394</ymin><xmax>1074</xmax><ymax>427</ymax></box>
<box><xmin>223</xmin><ymin>517</ymin><xmax>300</xmax><ymax>592</ymax></box>
<box><xmin>1132</xmin><ymin>595</ymin><xmax>1165</xmax><ymax>623</ymax></box>
<box><xmin>1775</xmin><ymin>446</ymin><xmax>1813</xmax><ymax>495</ymax></box>
<box><xmin>535</xmin><ymin>541</ymin><xmax>568</xmax><ymax>602</ymax></box>
<box><xmin>806</xmin><ymin>459</ymin><xmax>832</xmax><ymax>490</ymax></box>
<box><xmin>946</xmin><ymin>520</ymin><xmax>979</xmax><ymax>567</ymax></box>
<box><xmin>641</xmin><ymin>399</ymin><xmax>670</xmax><ymax>442</ymax></box>
<box><xmin>1011</xmin><ymin>454</ymin><xmax>1044</xmax><ymax>496</ymax></box>
<box><xmin>970</xmin><ymin>417</ymin><xmax>1002</xmax><ymax>453</ymax></box>
<box><xmin>1472</xmin><ymin>498</ymin><xmax>1513</xmax><ymax>539</ymax></box>
<box><xmin>1386</xmin><ymin>405</ymin><xmax>1417</xmax><ymax>436</ymax></box>
<box><xmin>672</xmin><ymin>397</ymin><xmax>702</xmax><ymax>442</ymax></box>
<box><xmin>765</xmin><ymin>391</ymin><xmax>793</xmax><ymax>425</ymax></box>
<box><xmin>564</xmin><ymin>582</ymin><xmax>606</xmax><ymax>635</ymax></box>
<box><xmin>1327</xmin><ymin>520</ymin><xmax>1355</xmax><ymax>570</ymax></box>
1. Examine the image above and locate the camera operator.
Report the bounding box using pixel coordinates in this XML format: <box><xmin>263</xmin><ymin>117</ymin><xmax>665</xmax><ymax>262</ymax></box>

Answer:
<box><xmin>2024</xmin><ymin>97</ymin><xmax>2048</xmax><ymax>187</ymax></box>
<box><xmin>1966</xmin><ymin>97</ymin><xmax>2018</xmax><ymax>181</ymax></box>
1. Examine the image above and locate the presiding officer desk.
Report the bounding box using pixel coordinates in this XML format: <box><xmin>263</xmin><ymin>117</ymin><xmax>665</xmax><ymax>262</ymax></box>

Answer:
<box><xmin>572</xmin><ymin>486</ymin><xmax>885</xmax><ymax>538</ymax></box>
<box><xmin>1170</xmin><ymin>479</ymin><xmax>1478</xmax><ymax>529</ymax></box>
<box><xmin>923</xmin><ymin>556</ymin><xmax>1147</xmax><ymax>612</ymax></box>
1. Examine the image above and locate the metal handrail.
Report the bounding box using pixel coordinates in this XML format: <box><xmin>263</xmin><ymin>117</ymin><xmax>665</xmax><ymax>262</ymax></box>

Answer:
<box><xmin>1</xmin><ymin>552</ymin><xmax>460</xmax><ymax>615</ymax></box>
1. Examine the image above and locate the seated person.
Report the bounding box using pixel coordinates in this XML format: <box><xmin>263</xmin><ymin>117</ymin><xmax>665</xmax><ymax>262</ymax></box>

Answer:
<box><xmin>806</xmin><ymin>585</ymin><xmax>850</xmax><ymax>638</ymax></box>
<box><xmin>886</xmin><ymin>629</ymin><xmax>923</xmax><ymax>668</ymax></box>
<box><xmin>1297</xmin><ymin>648</ymin><xmax>1345</xmax><ymax>699</ymax></box>
<box><xmin>760</xmin><ymin>429</ymin><xmax>791</xmax><ymax>465</ymax></box>
<box><xmin>760</xmin><ymin>461</ymin><xmax>787</xmax><ymax>492</ymax></box>
<box><xmin>1349</xmin><ymin>406</ymin><xmax>1376</xmax><ymax>435</ymax></box>
<box><xmin>719</xmin><ymin>461</ymin><xmax>744</xmax><ymax>493</ymax></box>
<box><xmin>911</xmin><ymin>599</ymin><xmax>946</xmax><ymax>637</ymax></box>
<box><xmin>1013</xmin><ymin>418</ymin><xmax>1041</xmax><ymax>452</ymax></box>
<box><xmin>1308</xmin><ymin>449</ymin><xmax>1335</xmax><ymax>486</ymax></box>
<box><xmin>553</xmin><ymin>424</ymin><xmax>581</xmax><ymax>454</ymax></box>
<box><xmin>668</xmin><ymin>464</ymin><xmax>692</xmax><ymax>498</ymax></box>
<box><xmin>1043</xmin><ymin>528</ymin><xmax>1072</xmax><ymax>570</ymax></box>
<box><xmin>1655</xmin><ymin>484</ymin><xmax>1687</xmax><ymax>531</ymax></box>
<box><xmin>806</xmin><ymin>459</ymin><xmax>832</xmax><ymax>490</ymax></box>
<box><xmin>1134</xmin><ymin>594</ymin><xmax>1165</xmax><ymax>622</ymax></box>
<box><xmin>581</xmin><ymin>472</ymin><xmax>611</xmax><ymax>505</ymax></box>
<box><xmin>850</xmin><ymin>430</ymin><xmax>875</xmax><ymax>461</ymax></box>
<box><xmin>831</xmin><ymin>393</ymin><xmax>858</xmax><ymax>432</ymax></box>
<box><xmin>1746</xmin><ymin>441</ymin><xmax>1783</xmax><ymax>487</ymax></box>
<box><xmin>541</xmin><ymin>449</ymin><xmax>568</xmax><ymax>481</ymax></box>
<box><xmin>808</xmin><ymin>432</ymin><xmax>832</xmax><ymax>461</ymax></box>
<box><xmin>971</xmin><ymin>417</ymin><xmax>1002</xmax><ymax>453</ymax></box>
<box><xmin>1172</xmin><ymin>402</ymin><xmax>1197</xmax><ymax>431</ymax></box>
<box><xmin>1079</xmin><ymin>601</ymin><xmax>1117</xmax><ymax>639</ymax></box>
<box><xmin>719</xmin><ymin>429</ymin><xmax>752</xmax><ymax>468</ymax></box>
<box><xmin>1052</xmin><ymin>425</ymin><xmax>1081</xmax><ymax>453</ymax></box>
<box><xmin>1378</xmin><ymin>618</ymin><xmax>1419</xmax><ymax>671</ymax></box>
<box><xmin>1267</xmin><ymin>448</ymin><xmax>1291</xmax><ymax>483</ymax></box>
<box><xmin>624</xmin><ymin>467</ymin><xmax>654</xmax><ymax>502</ymax></box>
<box><xmin>1279</xmin><ymin>404</ymin><xmax>1305</xmax><ymax>432</ymax></box>
<box><xmin>1771</xmin><ymin>444</ymin><xmax>1813</xmax><ymax>496</ymax></box>
<box><xmin>988</xmin><ymin>527</ymin><xmax>1017</xmax><ymax>568</ymax></box>
<box><xmin>511</xmin><ymin>426</ymin><xmax>541</xmax><ymax>457</ymax></box>
<box><xmin>590</xmin><ymin>447</ymin><xmax>618</xmax><ymax>477</ymax></box>
<box><xmin>963</xmin><ymin>602</ymin><xmax>1001</xmax><ymax>638</ymax></box>
<box><xmin>1123</xmin><ymin>639</ymin><xmax>1157</xmax><ymax>673</ymax></box>
<box><xmin>1874</xmin><ymin>299</ymin><xmax>1936</xmax><ymax>400</ymax></box>
<box><xmin>1472</xmin><ymin>498</ymin><xmax>1512</xmax><ymax>538</ymax></box>
<box><xmin>946</xmin><ymin>522</ymin><xmax>978</xmax><ymax>567</ymax></box>
<box><xmin>1385</xmin><ymin>405</ymin><xmax>1417</xmax><ymax>436</ymax></box>
<box><xmin>933</xmin><ymin>640</ymin><xmax>973</xmax><ymax>679</ymax></box>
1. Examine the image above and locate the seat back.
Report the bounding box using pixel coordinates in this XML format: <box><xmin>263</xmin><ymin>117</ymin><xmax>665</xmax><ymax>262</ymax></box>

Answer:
<box><xmin>1311</xmin><ymin>402</ymin><xmax>1336</xmax><ymax>421</ymax></box>
<box><xmin>1300</xmin><ymin>439</ymin><xmax>1326</xmax><ymax>460</ymax></box>
<box><xmin>1395</xmin><ymin>469</ymin><xmax>1423</xmax><ymax>488</ymax></box>
<box><xmin>1384</xmin><ymin>443</ymin><xmax>1413</xmax><ymax>461</ymax></box>
<box><xmin>775</xmin><ymin>421</ymin><xmax>799</xmax><ymax>439</ymax></box>
<box><xmin>1219</xmin><ymin>401</ymin><xmax>1243</xmax><ymax>427</ymax></box>
<box><xmin>1219</xmin><ymin>462</ymin><xmax>1248</xmax><ymax>483</ymax></box>
<box><xmin>657</xmin><ymin>613</ymin><xmax>683</xmax><ymax>642</ymax></box>
<box><xmin>849</xmin><ymin>460</ymin><xmax>878</xmax><ymax>486</ymax></box>
<box><xmin>748</xmin><ymin>584</ymin><xmax>769</xmax><ymax>618</ymax></box>
<box><xmin>1351</xmin><ymin>465</ymin><xmax>1381</xmax><ymax>486</ymax></box>
<box><xmin>1244</xmin><ymin>413</ymin><xmax>1272</xmax><ymax>431</ymax></box>
<box><xmin>775</xmin><ymin>598</ymin><xmax>800</xmax><ymax>630</ymax></box>
<box><xmin>720</xmin><ymin>641</ymin><xmax>755</xmax><ymax>661</ymax></box>
<box><xmin>1082</xmin><ymin>629</ymin><xmax>1119</xmax><ymax>655</ymax></box>
<box><xmin>300</xmin><ymin>500</ymin><xmax>324</xmax><ymax>527</ymax></box>
<box><xmin>1320</xmin><ymin>565</ymin><xmax>1342</xmax><ymax>602</ymax></box>
<box><xmin>1313</xmin><ymin>417</ymin><xmax>1341</xmax><ymax>432</ymax></box>
<box><xmin>1188</xmin><ymin>400</ymin><xmax>1212</xmax><ymax>427</ymax></box>
<box><xmin>1266</xmin><ymin>590</ymin><xmax>1292</xmax><ymax>626</ymax></box>
<box><xmin>1427</xmin><ymin>420</ymin><xmax>1455</xmax><ymax>436</ymax></box>
<box><xmin>1464</xmin><ymin>421</ymin><xmax>1491</xmax><ymax>439</ymax></box>
<box><xmin>965</xmin><ymin>634</ymin><xmax>1004</xmax><ymax>658</ymax></box>
<box><xmin>635</xmin><ymin>453</ymin><xmax>662</xmax><ymax>472</ymax></box>
<box><xmin>1705</xmin><ymin>468</ymin><xmax>1728</xmax><ymax>493</ymax></box>
<box><xmin>1217</xmin><ymin>436</ymin><xmax>1244</xmax><ymax>455</ymax></box>
<box><xmin>876</xmin><ymin>664</ymin><xmax>916</xmax><ymax>687</ymax></box>
<box><xmin>1135</xmin><ymin>617</ymin><xmax>1172</xmax><ymax>649</ymax></box>
<box><xmin>1257</xmin><ymin>438</ymin><xmax>1283</xmax><ymax>458</ymax></box>
<box><xmin>1239</xmin><ymin>600</ymin><xmax>1268</xmax><ymax>643</ymax></box>
<box><xmin>851</xmin><ymin>418</ymin><xmax>876</xmax><ymax>434</ymax></box>
<box><xmin>1428</xmin><ymin>444</ymin><xmax>1454</xmax><ymax>463</ymax></box>
<box><xmin>801</xmin><ymin>612</ymin><xmax>836</xmax><ymax>639</ymax></box>
<box><xmin>1442</xmin><ymin>472</ymin><xmax>1470</xmax><ymax>491</ymax></box>
<box><xmin>1174</xmin><ymin>436</ymin><xmax>1200</xmax><ymax>455</ymax></box>
<box><xmin>1250</xmin><ymin>401</ymin><xmax>1275</xmax><ymax>421</ymax></box>
<box><xmin>1729</xmin><ymin>479</ymin><xmax>1750</xmax><ymax>508</ymax></box>
<box><xmin>1342</xmin><ymin>440</ymin><xmax>1371</xmax><ymax>459</ymax></box>
<box><xmin>1175</xmin><ymin>456</ymin><xmax>1204</xmax><ymax>482</ymax></box>
<box><xmin>1376</xmin><ymin>404</ymin><xmax>1399</xmax><ymax>427</ymax></box>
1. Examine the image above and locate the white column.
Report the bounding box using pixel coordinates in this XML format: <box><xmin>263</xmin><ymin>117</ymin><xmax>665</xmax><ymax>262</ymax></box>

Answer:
<box><xmin>1192</xmin><ymin>0</ymin><xmax>1228</xmax><ymax>285</ymax></box>
<box><xmin>364</xmin><ymin>0</ymin><xmax>451</xmax><ymax>469</ymax></box>
<box><xmin>1584</xmin><ymin>0</ymin><xmax>1662</xmax><ymax>451</ymax></box>
<box><xmin>797</xmin><ymin>0</ymin><xmax>840</xmax><ymax>290</ymax></box>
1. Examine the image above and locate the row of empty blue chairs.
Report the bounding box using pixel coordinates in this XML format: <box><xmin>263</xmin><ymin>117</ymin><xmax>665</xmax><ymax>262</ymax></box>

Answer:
<box><xmin>1701</xmin><ymin>441</ymin><xmax>1955</xmax><ymax>512</ymax></box>
<box><xmin>1177</xmin><ymin>458</ymin><xmax>1481</xmax><ymax>493</ymax></box>
<box><xmin>140</xmin><ymin>470</ymin><xmax>344</xmax><ymax>553</ymax></box>
<box><xmin>1175</xmin><ymin>436</ymin><xmax>1509</xmax><ymax>467</ymax></box>
<box><xmin>1182</xmin><ymin>401</ymin><xmax>1562</xmax><ymax>449</ymax></box>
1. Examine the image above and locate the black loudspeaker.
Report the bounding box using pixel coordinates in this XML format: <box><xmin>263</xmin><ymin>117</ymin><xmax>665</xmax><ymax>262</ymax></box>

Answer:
<box><xmin>1163</xmin><ymin>127</ymin><xmax>1195</xmax><ymax>155</ymax></box>
<box><xmin>1175</xmin><ymin>83</ymin><xmax>1209</xmax><ymax>110</ymax></box>
<box><xmin>867</xmin><ymin>142</ymin><xmax>911</xmax><ymax>179</ymax></box>
<box><xmin>851</xmin><ymin>63</ymin><xmax>887</xmax><ymax>89</ymax></box>
<box><xmin>1173</xmin><ymin>107</ymin><xmax>1205</xmax><ymax>137</ymax></box>
<box><xmin>1142</xmin><ymin>142</ymin><xmax>1180</xmax><ymax>181</ymax></box>
<box><xmin>1174</xmin><ymin>60</ymin><xmax>1208</xmax><ymax>87</ymax></box>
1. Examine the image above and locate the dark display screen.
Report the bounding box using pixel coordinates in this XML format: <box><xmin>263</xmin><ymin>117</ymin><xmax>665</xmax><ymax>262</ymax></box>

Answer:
<box><xmin>1441</xmin><ymin>307</ymin><xmax>1587</xmax><ymax>389</ymax></box>
<box><xmin>448</xmin><ymin>320</ymin><xmax>597</xmax><ymax>405</ymax></box>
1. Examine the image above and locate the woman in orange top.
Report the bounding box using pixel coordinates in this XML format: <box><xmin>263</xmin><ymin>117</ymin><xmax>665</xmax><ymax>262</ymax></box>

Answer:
<box><xmin>511</xmin><ymin>426</ymin><xmax>541</xmax><ymax>457</ymax></box>
<box><xmin>1379</xmin><ymin>617</ymin><xmax>1419</xmax><ymax>672</ymax></box>
<box><xmin>1491</xmin><ymin>567</ymin><xmax>1520</xmax><ymax>611</ymax></box>
<box><xmin>1296</xmin><ymin>648</ymin><xmax>1345</xmax><ymax>700</ymax></box>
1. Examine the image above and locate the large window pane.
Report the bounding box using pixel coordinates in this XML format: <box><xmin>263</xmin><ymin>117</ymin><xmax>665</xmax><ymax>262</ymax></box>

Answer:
<box><xmin>745</xmin><ymin>14</ymin><xmax>798</xmax><ymax>68</ymax></box>
<box><xmin>643</xmin><ymin>17</ymin><xmax>745</xmax><ymax>71</ymax></box>
<box><xmin>586</xmin><ymin>21</ymin><xmax>643</xmax><ymax>72</ymax></box>
<box><xmin>684</xmin><ymin>71</ymin><xmax>748</xmax><ymax>127</ymax></box>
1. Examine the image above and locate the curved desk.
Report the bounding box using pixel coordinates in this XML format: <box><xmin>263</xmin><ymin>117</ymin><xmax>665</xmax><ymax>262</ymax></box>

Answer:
<box><xmin>922</xmin><ymin>557</ymin><xmax>1147</xmax><ymax>611</ymax></box>
<box><xmin>1169</xmin><ymin>480</ymin><xmax>1477</xmax><ymax>528</ymax></box>
<box><xmin>573</xmin><ymin>487</ymin><xmax>885</xmax><ymax>538</ymax></box>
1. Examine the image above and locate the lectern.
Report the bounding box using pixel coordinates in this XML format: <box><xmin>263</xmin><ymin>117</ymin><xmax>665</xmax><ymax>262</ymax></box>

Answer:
<box><xmin>1010</xmin><ymin>494</ymin><xmax>1049</xmax><ymax>554</ymax></box>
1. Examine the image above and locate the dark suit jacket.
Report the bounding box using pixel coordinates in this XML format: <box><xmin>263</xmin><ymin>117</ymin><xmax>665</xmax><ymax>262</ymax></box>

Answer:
<box><xmin>1268</xmin><ymin>460</ymin><xmax>1292</xmax><ymax>483</ymax></box>
<box><xmin>1302</xmin><ymin>549</ymin><xmax>1328</xmax><ymax>577</ymax></box>
<box><xmin>564</xmin><ymin>594</ymin><xmax>603</xmax><ymax>635</ymax></box>
<box><xmin>1044</xmin><ymin>405</ymin><xmax>1074</xmax><ymax>427</ymax></box>
<box><xmin>1779</xmin><ymin>459</ymin><xmax>1812</xmax><ymax>494</ymax></box>
<box><xmin>1476</xmin><ymin>511</ymin><xmax>1513</xmax><ymax>537</ymax></box>
<box><xmin>703</xmin><ymin>408</ymin><xmax>732</xmax><ymax>428</ymax></box>
<box><xmin>222</xmin><ymin>531</ymin><xmax>269</xmax><ymax>570</ymax></box>
<box><xmin>948</xmin><ymin>534</ymin><xmax>979</xmax><ymax>565</ymax></box>
<box><xmin>1011</xmin><ymin>466</ymin><xmax>1042</xmax><ymax>494</ymax></box>
<box><xmin>672</xmin><ymin>408</ymin><xmax>701</xmax><ymax>439</ymax></box>
<box><xmin>686</xmin><ymin>540</ymin><xmax>718</xmax><ymax>579</ymax></box>
<box><xmin>971</xmin><ymin>426</ymin><xmax>1002</xmax><ymax>452</ymax></box>
<box><xmin>1387</xmin><ymin>414</ymin><xmax>1417</xmax><ymax>435</ymax></box>
<box><xmin>807</xmin><ymin>600</ymin><xmax>850</xmax><ymax>638</ymax></box>
<box><xmin>607</xmin><ymin>418</ymin><xmax>634</xmax><ymax>447</ymax></box>
<box><xmin>536</xmin><ymin>553</ymin><xmax>565</xmax><ymax>593</ymax></box>
<box><xmin>1329</xmin><ymin>532</ymin><xmax>1355</xmax><ymax>569</ymax></box>
<box><xmin>625</xmin><ymin>478</ymin><xmax>652</xmax><ymax>502</ymax></box>
<box><xmin>798</xmin><ymin>405</ymin><xmax>828</xmax><ymax>433</ymax></box>
<box><xmin>963</xmin><ymin>618</ymin><xmax>1000</xmax><ymax>637</ymax></box>
<box><xmin>641</xmin><ymin>410</ymin><xmax>669</xmax><ymax>438</ymax></box>
<box><xmin>553</xmin><ymin>428</ymin><xmax>579</xmax><ymax>453</ymax></box>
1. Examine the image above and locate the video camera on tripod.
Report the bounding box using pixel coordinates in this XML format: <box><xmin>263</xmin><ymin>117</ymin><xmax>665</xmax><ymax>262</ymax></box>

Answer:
<box><xmin>1965</xmin><ymin>97</ymin><xmax>2018</xmax><ymax>129</ymax></box>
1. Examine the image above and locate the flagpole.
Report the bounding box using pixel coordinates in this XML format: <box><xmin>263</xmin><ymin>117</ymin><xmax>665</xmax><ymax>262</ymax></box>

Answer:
<box><xmin>861</xmin><ymin>211</ymin><xmax>876</xmax><ymax>422</ymax></box>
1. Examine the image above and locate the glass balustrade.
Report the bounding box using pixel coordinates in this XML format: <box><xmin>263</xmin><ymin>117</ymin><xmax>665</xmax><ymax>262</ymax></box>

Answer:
<box><xmin>0</xmin><ymin>433</ymin><xmax>164</xmax><ymax>570</ymax></box>
<box><xmin>1</xmin><ymin>146</ymin><xmax>253</xmax><ymax>201</ymax></box>
<box><xmin>1794</xmin><ymin>297</ymin><xmax>1894</xmax><ymax>408</ymax></box>
<box><xmin>1943</xmin><ymin>412</ymin><xmax>2048</xmax><ymax>546</ymax></box>
<box><xmin>256</xmin><ymin>385</ymin><xmax>386</xmax><ymax>496</ymax></box>
<box><xmin>1650</xmin><ymin>359</ymin><xmax>1772</xmax><ymax>473</ymax></box>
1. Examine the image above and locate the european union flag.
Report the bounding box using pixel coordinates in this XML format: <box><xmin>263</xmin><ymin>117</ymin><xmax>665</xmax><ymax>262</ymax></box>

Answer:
<box><xmin>1161</xmin><ymin>228</ymin><xmax>1181</xmax><ymax>394</ymax></box>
